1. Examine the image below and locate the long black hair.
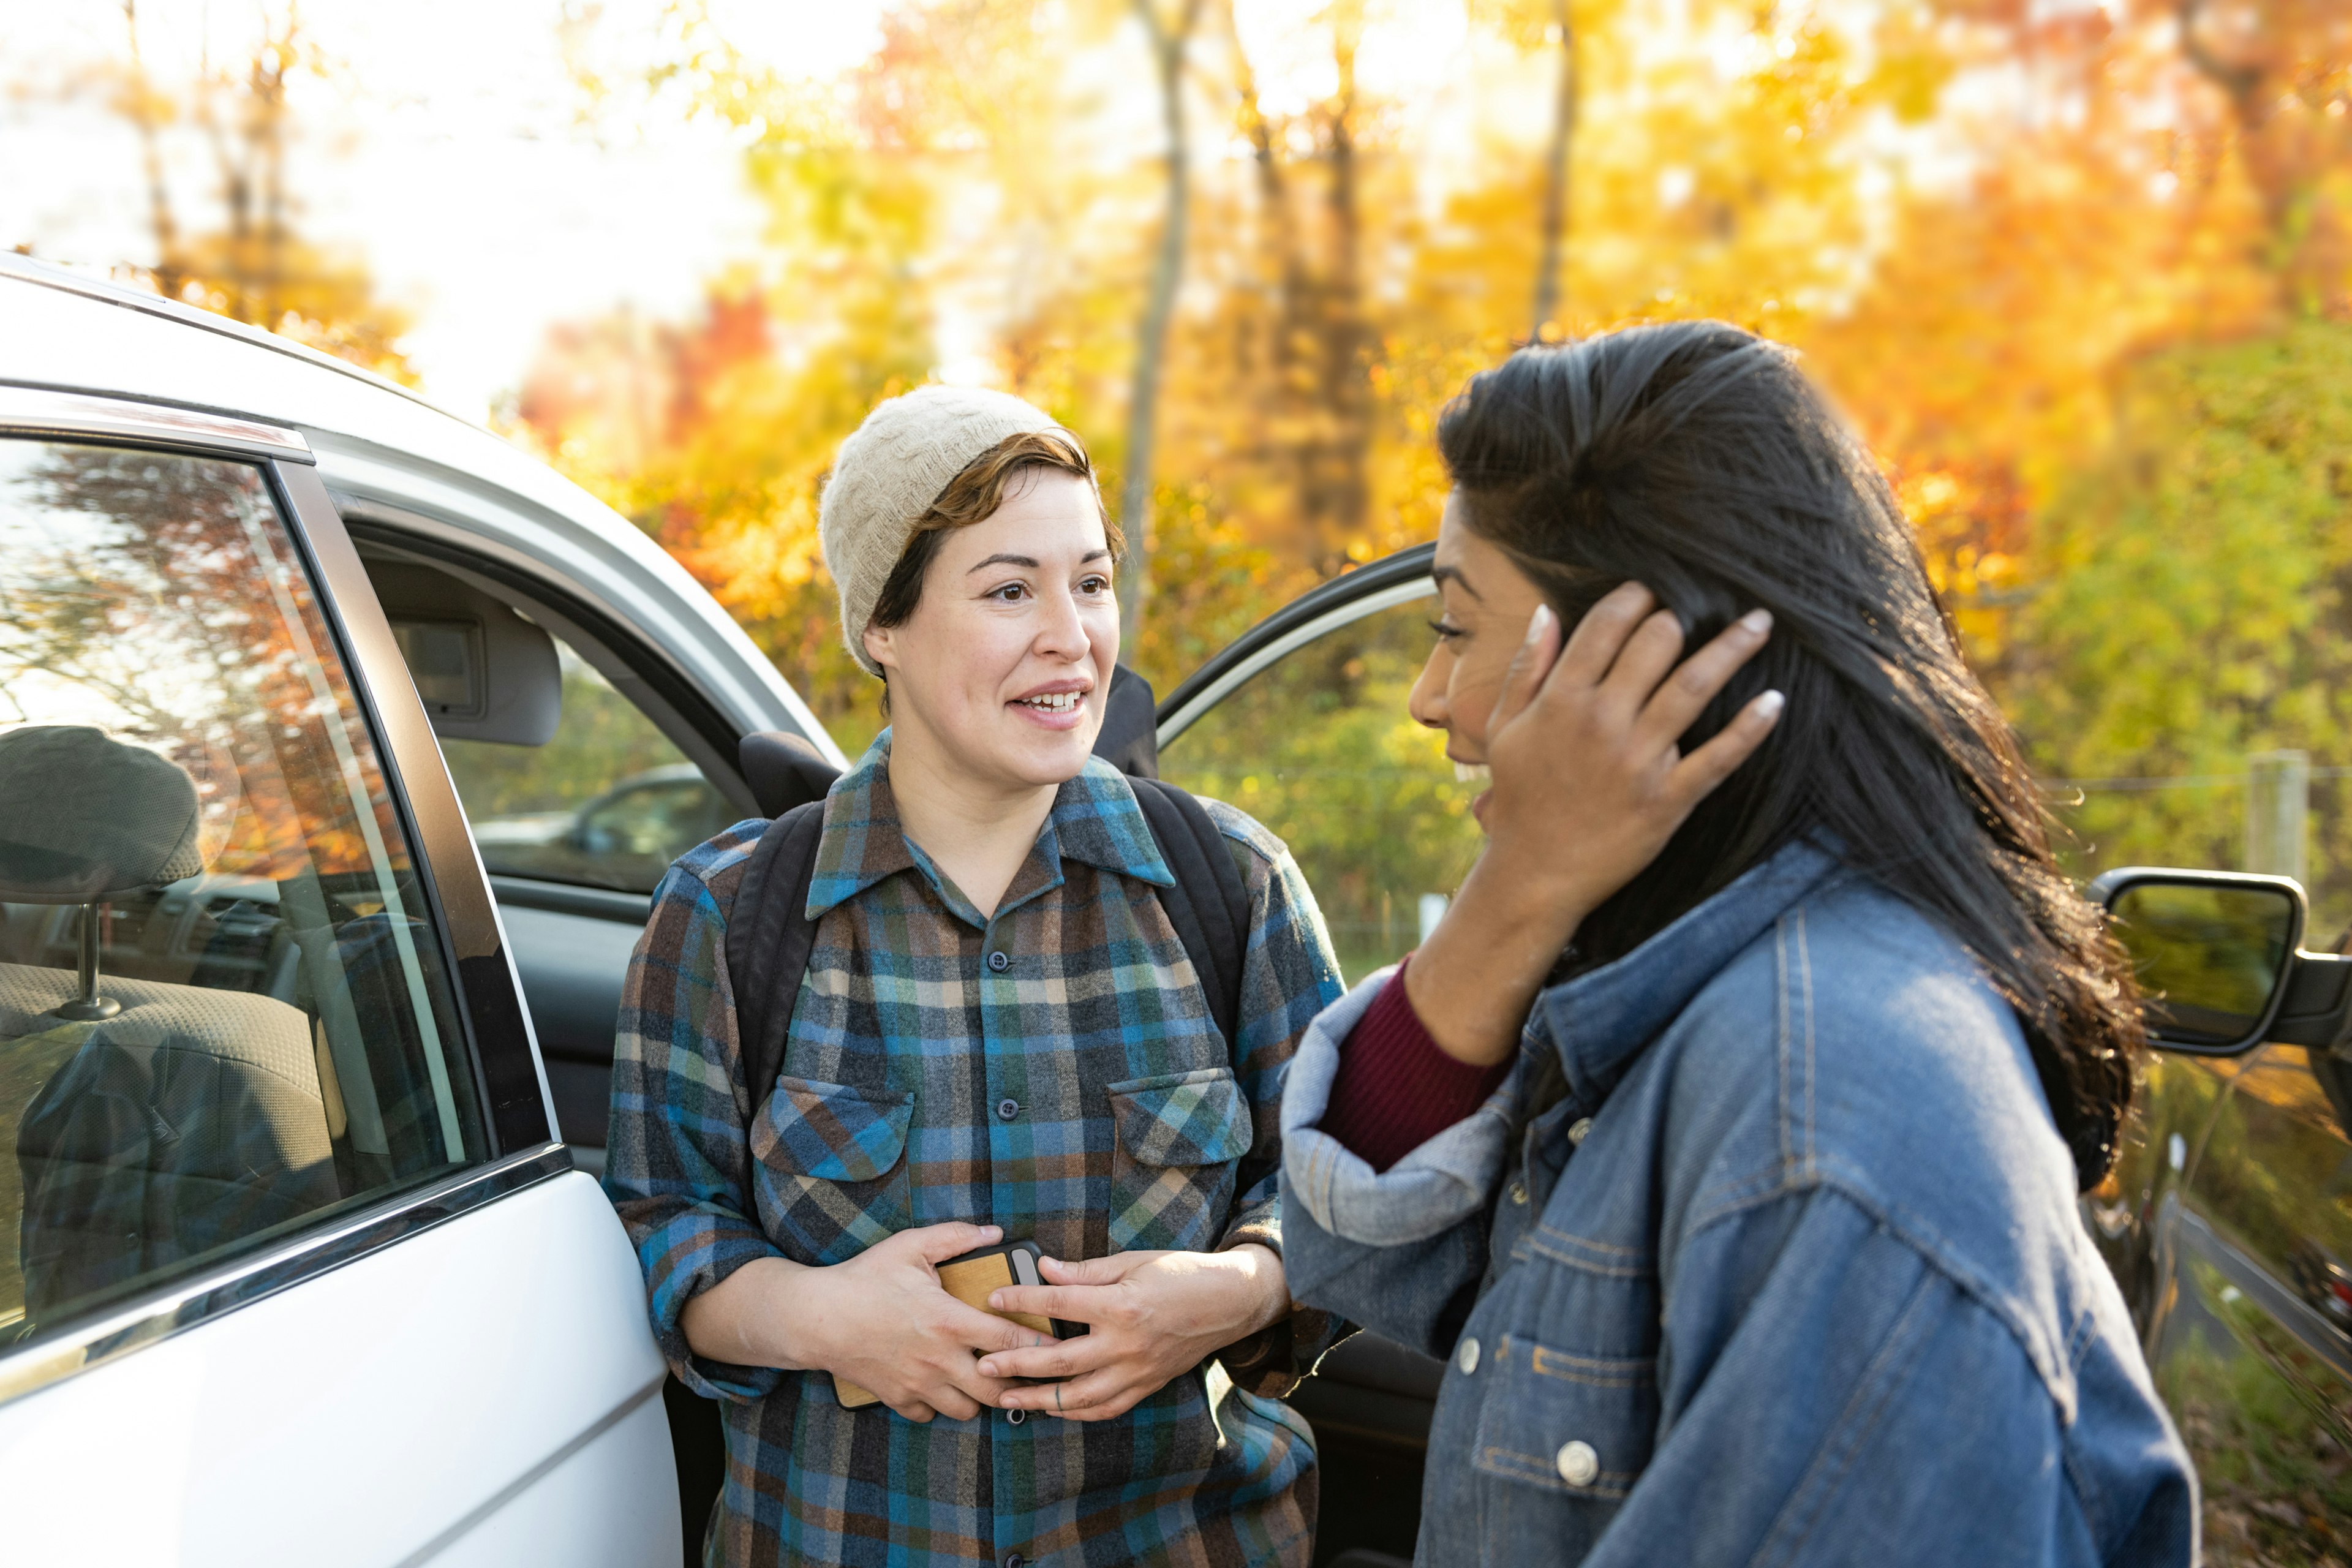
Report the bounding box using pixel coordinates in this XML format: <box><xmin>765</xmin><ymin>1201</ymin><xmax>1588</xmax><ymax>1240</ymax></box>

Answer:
<box><xmin>1436</xmin><ymin>321</ymin><xmax>2138</xmax><ymax>1187</ymax></box>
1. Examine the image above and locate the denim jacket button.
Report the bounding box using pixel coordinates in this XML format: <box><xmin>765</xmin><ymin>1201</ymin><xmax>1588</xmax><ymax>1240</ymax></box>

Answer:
<box><xmin>1456</xmin><ymin>1336</ymin><xmax>1480</xmax><ymax>1376</ymax></box>
<box><xmin>1507</xmin><ymin>1180</ymin><xmax>1528</xmax><ymax>1205</ymax></box>
<box><xmin>1556</xmin><ymin>1439</ymin><xmax>1600</xmax><ymax>1487</ymax></box>
<box><xmin>1567</xmin><ymin>1117</ymin><xmax>1594</xmax><ymax>1146</ymax></box>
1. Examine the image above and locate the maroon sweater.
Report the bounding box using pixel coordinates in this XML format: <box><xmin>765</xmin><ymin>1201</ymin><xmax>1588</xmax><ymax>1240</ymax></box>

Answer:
<box><xmin>1315</xmin><ymin>957</ymin><xmax>1514</xmax><ymax>1172</ymax></box>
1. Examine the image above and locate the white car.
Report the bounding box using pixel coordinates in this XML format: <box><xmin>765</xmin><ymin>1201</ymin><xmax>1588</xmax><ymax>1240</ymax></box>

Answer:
<box><xmin>0</xmin><ymin>252</ymin><xmax>1457</xmax><ymax>1568</ymax></box>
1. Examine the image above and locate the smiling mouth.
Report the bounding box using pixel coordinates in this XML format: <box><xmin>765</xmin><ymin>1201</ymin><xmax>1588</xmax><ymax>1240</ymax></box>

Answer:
<box><xmin>1017</xmin><ymin>692</ymin><xmax>1085</xmax><ymax>714</ymax></box>
<box><xmin>1453</xmin><ymin>760</ymin><xmax>1491</xmax><ymax>784</ymax></box>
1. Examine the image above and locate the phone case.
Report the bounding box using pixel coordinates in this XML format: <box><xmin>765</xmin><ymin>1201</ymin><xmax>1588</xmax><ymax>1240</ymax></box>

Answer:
<box><xmin>834</xmin><ymin>1240</ymin><xmax>1082</xmax><ymax>1409</ymax></box>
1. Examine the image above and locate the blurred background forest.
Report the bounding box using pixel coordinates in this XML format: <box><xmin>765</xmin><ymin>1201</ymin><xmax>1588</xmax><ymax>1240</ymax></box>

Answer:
<box><xmin>6</xmin><ymin>0</ymin><xmax>2352</xmax><ymax>930</ymax></box>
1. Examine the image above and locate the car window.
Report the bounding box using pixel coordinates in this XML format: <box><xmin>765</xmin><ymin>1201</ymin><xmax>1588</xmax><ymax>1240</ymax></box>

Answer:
<box><xmin>0</xmin><ymin>439</ymin><xmax>485</xmax><ymax>1344</ymax></box>
<box><xmin>435</xmin><ymin>641</ymin><xmax>736</xmax><ymax>895</ymax></box>
<box><xmin>1159</xmin><ymin>594</ymin><xmax>1482</xmax><ymax>986</ymax></box>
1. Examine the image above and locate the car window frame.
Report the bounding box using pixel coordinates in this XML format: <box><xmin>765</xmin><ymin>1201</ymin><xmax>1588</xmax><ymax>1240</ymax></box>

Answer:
<box><xmin>1156</xmin><ymin>543</ymin><xmax>1438</xmax><ymax>750</ymax></box>
<box><xmin>0</xmin><ymin>386</ymin><xmax>564</xmax><ymax>1411</ymax></box>
<box><xmin>337</xmin><ymin>510</ymin><xmax>780</xmax><ymax>825</ymax></box>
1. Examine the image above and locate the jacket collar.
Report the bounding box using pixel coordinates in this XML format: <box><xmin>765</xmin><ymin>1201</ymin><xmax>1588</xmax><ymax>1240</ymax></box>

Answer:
<box><xmin>805</xmin><ymin>730</ymin><xmax>1174</xmax><ymax>922</ymax></box>
<box><xmin>1532</xmin><ymin>839</ymin><xmax>1845</xmax><ymax>1110</ymax></box>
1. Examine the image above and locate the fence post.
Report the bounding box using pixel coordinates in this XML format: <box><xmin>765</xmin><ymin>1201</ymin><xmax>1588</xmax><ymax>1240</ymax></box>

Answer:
<box><xmin>2246</xmin><ymin>750</ymin><xmax>2311</xmax><ymax>884</ymax></box>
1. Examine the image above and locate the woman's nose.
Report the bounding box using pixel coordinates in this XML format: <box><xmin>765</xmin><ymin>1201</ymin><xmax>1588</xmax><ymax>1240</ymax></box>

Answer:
<box><xmin>1033</xmin><ymin>584</ymin><xmax>1089</xmax><ymax>660</ymax></box>
<box><xmin>1408</xmin><ymin>649</ymin><xmax>1450</xmax><ymax>732</ymax></box>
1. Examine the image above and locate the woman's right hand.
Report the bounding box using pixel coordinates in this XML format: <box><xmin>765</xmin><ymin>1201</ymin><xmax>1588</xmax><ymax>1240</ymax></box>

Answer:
<box><xmin>680</xmin><ymin>1220</ymin><xmax>1043</xmax><ymax>1422</ymax></box>
<box><xmin>1407</xmin><ymin>584</ymin><xmax>1783</xmax><ymax>1067</ymax></box>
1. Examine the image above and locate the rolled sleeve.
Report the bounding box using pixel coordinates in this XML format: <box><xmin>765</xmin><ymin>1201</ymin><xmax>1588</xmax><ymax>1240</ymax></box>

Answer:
<box><xmin>601</xmin><ymin>861</ymin><xmax>786</xmax><ymax>1401</ymax></box>
<box><xmin>1280</xmin><ymin>969</ymin><xmax>1523</xmax><ymax>1247</ymax></box>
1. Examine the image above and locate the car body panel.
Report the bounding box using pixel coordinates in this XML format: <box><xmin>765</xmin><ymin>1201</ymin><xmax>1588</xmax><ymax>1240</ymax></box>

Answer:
<box><xmin>2135</xmin><ymin>1044</ymin><xmax>2352</xmax><ymax>1550</ymax></box>
<box><xmin>0</xmin><ymin>270</ymin><xmax>685</xmax><ymax>1561</ymax></box>
<box><xmin>0</xmin><ymin>1170</ymin><xmax>672</xmax><ymax>1566</ymax></box>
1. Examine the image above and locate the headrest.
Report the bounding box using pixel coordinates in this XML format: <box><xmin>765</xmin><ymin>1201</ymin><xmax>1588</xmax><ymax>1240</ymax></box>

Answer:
<box><xmin>0</xmin><ymin>726</ymin><xmax>205</xmax><ymax>903</ymax></box>
<box><xmin>1091</xmin><ymin>664</ymin><xmax>1159</xmax><ymax>779</ymax></box>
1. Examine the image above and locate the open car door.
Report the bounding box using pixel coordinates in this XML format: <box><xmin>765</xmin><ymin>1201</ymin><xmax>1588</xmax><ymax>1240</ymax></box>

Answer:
<box><xmin>1155</xmin><ymin>545</ymin><xmax>1453</xmax><ymax>1567</ymax></box>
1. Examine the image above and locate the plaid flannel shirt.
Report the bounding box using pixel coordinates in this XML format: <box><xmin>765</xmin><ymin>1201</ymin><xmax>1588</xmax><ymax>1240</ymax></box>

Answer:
<box><xmin>605</xmin><ymin>736</ymin><xmax>1347</xmax><ymax>1567</ymax></box>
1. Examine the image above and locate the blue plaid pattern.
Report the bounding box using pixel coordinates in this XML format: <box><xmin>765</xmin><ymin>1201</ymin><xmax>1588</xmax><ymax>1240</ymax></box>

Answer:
<box><xmin>605</xmin><ymin>736</ymin><xmax>1346</xmax><ymax>1567</ymax></box>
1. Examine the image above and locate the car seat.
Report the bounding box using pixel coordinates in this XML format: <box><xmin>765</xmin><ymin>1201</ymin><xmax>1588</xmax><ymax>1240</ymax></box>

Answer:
<box><xmin>0</xmin><ymin>726</ymin><xmax>334</xmax><ymax>1319</ymax></box>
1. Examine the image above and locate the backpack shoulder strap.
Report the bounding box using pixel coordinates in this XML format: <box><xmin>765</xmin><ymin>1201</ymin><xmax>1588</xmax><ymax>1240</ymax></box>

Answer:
<box><xmin>723</xmin><ymin>799</ymin><xmax>827</xmax><ymax>1114</ymax></box>
<box><xmin>1128</xmin><ymin>777</ymin><xmax>1252</xmax><ymax>1057</ymax></box>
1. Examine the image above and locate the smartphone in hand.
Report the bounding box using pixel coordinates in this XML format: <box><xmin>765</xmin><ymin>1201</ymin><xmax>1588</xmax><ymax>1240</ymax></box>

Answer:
<box><xmin>834</xmin><ymin>1238</ymin><xmax>1081</xmax><ymax>1409</ymax></box>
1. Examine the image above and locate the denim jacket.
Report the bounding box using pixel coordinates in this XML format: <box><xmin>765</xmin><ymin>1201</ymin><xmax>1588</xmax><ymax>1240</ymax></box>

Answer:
<box><xmin>1282</xmin><ymin>843</ymin><xmax>2196</xmax><ymax>1567</ymax></box>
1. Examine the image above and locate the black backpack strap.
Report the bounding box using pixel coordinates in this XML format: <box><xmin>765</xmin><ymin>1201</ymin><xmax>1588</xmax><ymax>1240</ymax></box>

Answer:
<box><xmin>1128</xmin><ymin>777</ymin><xmax>1251</xmax><ymax>1056</ymax></box>
<box><xmin>723</xmin><ymin>800</ymin><xmax>827</xmax><ymax>1113</ymax></box>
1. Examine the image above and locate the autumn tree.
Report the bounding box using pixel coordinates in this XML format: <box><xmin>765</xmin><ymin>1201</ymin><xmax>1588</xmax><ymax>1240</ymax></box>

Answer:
<box><xmin>107</xmin><ymin>1</ymin><xmax>417</xmax><ymax>383</ymax></box>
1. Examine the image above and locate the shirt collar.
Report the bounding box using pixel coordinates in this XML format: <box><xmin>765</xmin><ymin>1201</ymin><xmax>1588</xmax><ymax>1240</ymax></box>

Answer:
<box><xmin>1529</xmin><ymin>839</ymin><xmax>1845</xmax><ymax>1110</ymax></box>
<box><xmin>805</xmin><ymin>731</ymin><xmax>1174</xmax><ymax>921</ymax></box>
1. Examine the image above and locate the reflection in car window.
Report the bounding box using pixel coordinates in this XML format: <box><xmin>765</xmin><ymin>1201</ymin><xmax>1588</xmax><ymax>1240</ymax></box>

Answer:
<box><xmin>0</xmin><ymin>440</ymin><xmax>483</xmax><ymax>1343</ymax></box>
<box><xmin>439</xmin><ymin>643</ymin><xmax>737</xmax><ymax>894</ymax></box>
<box><xmin>1161</xmin><ymin>598</ymin><xmax>1483</xmax><ymax>984</ymax></box>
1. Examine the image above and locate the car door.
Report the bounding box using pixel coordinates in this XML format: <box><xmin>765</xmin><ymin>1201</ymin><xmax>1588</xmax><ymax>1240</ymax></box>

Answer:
<box><xmin>0</xmin><ymin>390</ymin><xmax>674</xmax><ymax>1566</ymax></box>
<box><xmin>2132</xmin><ymin>1033</ymin><xmax>2352</xmax><ymax>1557</ymax></box>
<box><xmin>350</xmin><ymin>532</ymin><xmax>807</xmax><ymax>1561</ymax></box>
<box><xmin>1155</xmin><ymin>543</ymin><xmax>1457</xmax><ymax>1567</ymax></box>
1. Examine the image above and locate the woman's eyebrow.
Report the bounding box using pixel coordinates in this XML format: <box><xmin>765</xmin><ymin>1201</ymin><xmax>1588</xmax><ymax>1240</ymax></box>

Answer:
<box><xmin>1431</xmin><ymin>564</ymin><xmax>1482</xmax><ymax>600</ymax></box>
<box><xmin>966</xmin><ymin>549</ymin><xmax>1112</xmax><ymax>573</ymax></box>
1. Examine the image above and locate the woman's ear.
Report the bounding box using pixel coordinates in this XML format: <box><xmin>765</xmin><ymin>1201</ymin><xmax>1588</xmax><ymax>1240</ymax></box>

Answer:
<box><xmin>862</xmin><ymin>619</ymin><xmax>897</xmax><ymax>674</ymax></box>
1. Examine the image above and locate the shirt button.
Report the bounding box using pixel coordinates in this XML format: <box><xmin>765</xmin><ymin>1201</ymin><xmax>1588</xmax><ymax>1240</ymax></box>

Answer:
<box><xmin>1005</xmin><ymin>1556</ymin><xmax>1025</xmax><ymax>1568</ymax></box>
<box><xmin>997</xmin><ymin>1098</ymin><xmax>1020</xmax><ymax>1121</ymax></box>
<box><xmin>1567</xmin><ymin>1117</ymin><xmax>1594</xmax><ymax>1146</ymax></box>
<box><xmin>1007</xmin><ymin>1408</ymin><xmax>1025</xmax><ymax>1426</ymax></box>
<box><xmin>987</xmin><ymin>949</ymin><xmax>1010</xmax><ymax>973</ymax></box>
<box><xmin>1507</xmin><ymin>1180</ymin><xmax>1529</xmax><ymax>1206</ymax></box>
<box><xmin>1556</xmin><ymin>1439</ymin><xmax>1600</xmax><ymax>1487</ymax></box>
<box><xmin>1456</xmin><ymin>1336</ymin><xmax>1480</xmax><ymax>1376</ymax></box>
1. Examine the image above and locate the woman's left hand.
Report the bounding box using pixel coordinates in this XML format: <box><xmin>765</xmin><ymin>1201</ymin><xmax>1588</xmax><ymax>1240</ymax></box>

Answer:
<box><xmin>979</xmin><ymin>1245</ymin><xmax>1288</xmax><ymax>1420</ymax></box>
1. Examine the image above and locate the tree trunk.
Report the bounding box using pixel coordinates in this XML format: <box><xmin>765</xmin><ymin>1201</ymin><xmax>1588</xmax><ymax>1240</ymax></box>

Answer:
<box><xmin>1531</xmin><ymin>0</ymin><xmax>1577</xmax><ymax>339</ymax></box>
<box><xmin>119</xmin><ymin>1</ymin><xmax>186</xmax><ymax>302</ymax></box>
<box><xmin>1311</xmin><ymin>15</ymin><xmax>1371</xmax><ymax>566</ymax></box>
<box><xmin>1117</xmin><ymin>0</ymin><xmax>1204</xmax><ymax>643</ymax></box>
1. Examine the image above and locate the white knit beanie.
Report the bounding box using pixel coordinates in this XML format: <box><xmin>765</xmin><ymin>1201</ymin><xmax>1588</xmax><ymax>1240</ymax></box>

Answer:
<box><xmin>820</xmin><ymin>384</ymin><xmax>1065</xmax><ymax>676</ymax></box>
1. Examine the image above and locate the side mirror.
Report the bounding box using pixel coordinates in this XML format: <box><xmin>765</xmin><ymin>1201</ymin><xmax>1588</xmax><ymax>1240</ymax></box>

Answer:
<box><xmin>2091</xmin><ymin>867</ymin><xmax>2352</xmax><ymax>1055</ymax></box>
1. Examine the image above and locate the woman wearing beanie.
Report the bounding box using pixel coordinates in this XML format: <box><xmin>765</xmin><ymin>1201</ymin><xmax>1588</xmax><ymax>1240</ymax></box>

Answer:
<box><xmin>605</xmin><ymin>384</ymin><xmax>1346</xmax><ymax>1567</ymax></box>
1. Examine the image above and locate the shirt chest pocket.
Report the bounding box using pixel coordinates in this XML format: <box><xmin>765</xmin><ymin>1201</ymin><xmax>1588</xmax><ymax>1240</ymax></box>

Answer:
<box><xmin>1469</xmin><ymin>1335</ymin><xmax>1660</xmax><ymax>1559</ymax></box>
<box><xmin>750</xmin><ymin>1076</ymin><xmax>914</xmax><ymax>1265</ymax></box>
<box><xmin>1105</xmin><ymin>1067</ymin><xmax>1254</xmax><ymax>1253</ymax></box>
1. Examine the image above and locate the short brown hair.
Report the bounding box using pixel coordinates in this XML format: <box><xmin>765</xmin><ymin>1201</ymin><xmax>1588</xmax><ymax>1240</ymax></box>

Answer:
<box><xmin>866</xmin><ymin>429</ymin><xmax>1119</xmax><ymax>632</ymax></box>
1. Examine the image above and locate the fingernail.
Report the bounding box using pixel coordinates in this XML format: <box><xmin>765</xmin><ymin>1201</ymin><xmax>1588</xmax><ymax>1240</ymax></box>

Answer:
<box><xmin>1756</xmin><ymin>690</ymin><xmax>1786</xmax><ymax>719</ymax></box>
<box><xmin>979</xmin><ymin>1360</ymin><xmax>999</xmax><ymax>1376</ymax></box>
<box><xmin>1526</xmin><ymin>603</ymin><xmax>1553</xmax><ymax>642</ymax></box>
<box><xmin>989</xmin><ymin>1292</ymin><xmax>1006</xmax><ymax>1309</ymax></box>
<box><xmin>1739</xmin><ymin>608</ymin><xmax>1772</xmax><ymax>635</ymax></box>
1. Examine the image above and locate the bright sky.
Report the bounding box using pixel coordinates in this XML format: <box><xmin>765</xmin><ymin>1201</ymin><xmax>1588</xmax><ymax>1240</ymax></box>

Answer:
<box><xmin>0</xmin><ymin>0</ymin><xmax>888</xmax><ymax>422</ymax></box>
<box><xmin>0</xmin><ymin>0</ymin><xmax>1571</xmax><ymax>424</ymax></box>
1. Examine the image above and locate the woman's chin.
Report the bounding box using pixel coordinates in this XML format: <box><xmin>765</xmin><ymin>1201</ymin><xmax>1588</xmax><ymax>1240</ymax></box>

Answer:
<box><xmin>990</xmin><ymin>719</ymin><xmax>1101</xmax><ymax>787</ymax></box>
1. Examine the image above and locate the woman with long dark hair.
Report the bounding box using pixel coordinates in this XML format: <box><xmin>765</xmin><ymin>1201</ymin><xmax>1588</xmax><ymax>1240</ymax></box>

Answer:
<box><xmin>1281</xmin><ymin>322</ymin><xmax>2195</xmax><ymax>1565</ymax></box>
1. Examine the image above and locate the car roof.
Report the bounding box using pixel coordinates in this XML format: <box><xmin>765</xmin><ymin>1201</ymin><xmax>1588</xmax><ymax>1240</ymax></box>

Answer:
<box><xmin>0</xmin><ymin>255</ymin><xmax>846</xmax><ymax>770</ymax></box>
